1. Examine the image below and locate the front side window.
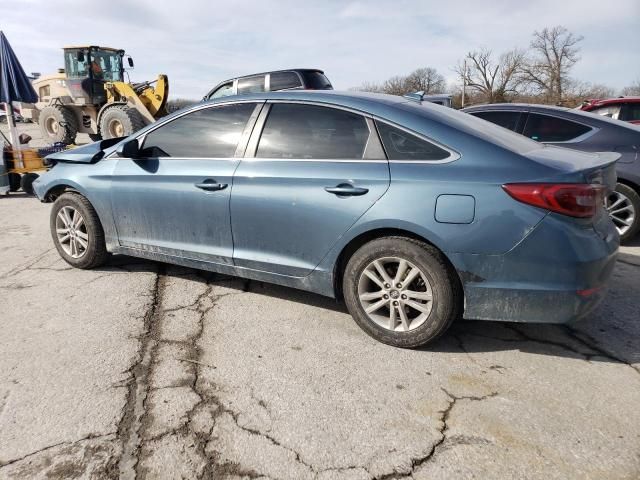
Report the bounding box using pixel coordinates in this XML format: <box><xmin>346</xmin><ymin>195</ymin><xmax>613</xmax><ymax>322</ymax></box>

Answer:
<box><xmin>141</xmin><ymin>103</ymin><xmax>256</xmax><ymax>158</ymax></box>
<box><xmin>64</xmin><ymin>49</ymin><xmax>89</xmax><ymax>78</ymax></box>
<box><xmin>256</xmin><ymin>104</ymin><xmax>369</xmax><ymax>159</ymax></box>
<box><xmin>210</xmin><ymin>82</ymin><xmax>234</xmax><ymax>99</ymax></box>
<box><xmin>470</xmin><ymin>110</ymin><xmax>521</xmax><ymax>132</ymax></box>
<box><xmin>523</xmin><ymin>113</ymin><xmax>591</xmax><ymax>142</ymax></box>
<box><xmin>237</xmin><ymin>75</ymin><xmax>266</xmax><ymax>94</ymax></box>
<box><xmin>375</xmin><ymin>121</ymin><xmax>451</xmax><ymax>161</ymax></box>
<box><xmin>269</xmin><ymin>71</ymin><xmax>302</xmax><ymax>91</ymax></box>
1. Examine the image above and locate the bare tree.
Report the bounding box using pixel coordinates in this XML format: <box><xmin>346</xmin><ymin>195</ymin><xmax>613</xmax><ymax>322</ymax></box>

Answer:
<box><xmin>621</xmin><ymin>79</ymin><xmax>640</xmax><ymax>96</ymax></box>
<box><xmin>455</xmin><ymin>48</ymin><xmax>525</xmax><ymax>103</ymax></box>
<box><xmin>380</xmin><ymin>76</ymin><xmax>410</xmax><ymax>96</ymax></box>
<box><xmin>522</xmin><ymin>26</ymin><xmax>583</xmax><ymax>104</ymax></box>
<box><xmin>405</xmin><ymin>68</ymin><xmax>446</xmax><ymax>94</ymax></box>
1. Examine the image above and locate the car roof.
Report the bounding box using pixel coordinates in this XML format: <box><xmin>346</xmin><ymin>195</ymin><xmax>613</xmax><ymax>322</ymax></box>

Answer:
<box><xmin>228</xmin><ymin>68</ymin><xmax>325</xmax><ymax>81</ymax></box>
<box><xmin>582</xmin><ymin>96</ymin><xmax>640</xmax><ymax>108</ymax></box>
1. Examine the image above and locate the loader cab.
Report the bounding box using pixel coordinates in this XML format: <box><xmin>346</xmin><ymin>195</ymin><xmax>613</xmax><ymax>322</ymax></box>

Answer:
<box><xmin>63</xmin><ymin>46</ymin><xmax>125</xmax><ymax>105</ymax></box>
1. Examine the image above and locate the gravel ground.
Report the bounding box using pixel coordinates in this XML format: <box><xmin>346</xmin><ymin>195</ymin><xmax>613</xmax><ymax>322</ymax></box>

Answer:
<box><xmin>1</xmin><ymin>123</ymin><xmax>639</xmax><ymax>479</ymax></box>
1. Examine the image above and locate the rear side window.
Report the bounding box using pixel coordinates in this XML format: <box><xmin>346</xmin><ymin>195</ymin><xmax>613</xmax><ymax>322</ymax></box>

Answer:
<box><xmin>299</xmin><ymin>71</ymin><xmax>333</xmax><ymax>90</ymax></box>
<box><xmin>141</xmin><ymin>103</ymin><xmax>256</xmax><ymax>158</ymax></box>
<box><xmin>237</xmin><ymin>75</ymin><xmax>265</xmax><ymax>94</ymax></box>
<box><xmin>523</xmin><ymin>113</ymin><xmax>591</xmax><ymax>142</ymax></box>
<box><xmin>269</xmin><ymin>72</ymin><xmax>302</xmax><ymax>91</ymax></box>
<box><xmin>256</xmin><ymin>104</ymin><xmax>368</xmax><ymax>159</ymax></box>
<box><xmin>470</xmin><ymin>110</ymin><xmax>521</xmax><ymax>132</ymax></box>
<box><xmin>621</xmin><ymin>104</ymin><xmax>640</xmax><ymax>122</ymax></box>
<box><xmin>375</xmin><ymin>121</ymin><xmax>451</xmax><ymax>161</ymax></box>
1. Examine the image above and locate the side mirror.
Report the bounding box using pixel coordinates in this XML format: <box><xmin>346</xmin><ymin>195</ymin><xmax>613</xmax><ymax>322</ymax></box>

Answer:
<box><xmin>127</xmin><ymin>57</ymin><xmax>134</xmax><ymax>68</ymax></box>
<box><xmin>76</xmin><ymin>51</ymin><xmax>85</xmax><ymax>63</ymax></box>
<box><xmin>116</xmin><ymin>138</ymin><xmax>142</xmax><ymax>159</ymax></box>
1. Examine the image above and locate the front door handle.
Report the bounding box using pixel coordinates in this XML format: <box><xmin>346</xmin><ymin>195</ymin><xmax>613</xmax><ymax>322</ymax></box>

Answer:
<box><xmin>195</xmin><ymin>181</ymin><xmax>228</xmax><ymax>192</ymax></box>
<box><xmin>325</xmin><ymin>184</ymin><xmax>369</xmax><ymax>196</ymax></box>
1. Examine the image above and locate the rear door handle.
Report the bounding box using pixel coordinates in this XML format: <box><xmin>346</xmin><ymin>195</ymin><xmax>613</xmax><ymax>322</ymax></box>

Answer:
<box><xmin>195</xmin><ymin>181</ymin><xmax>228</xmax><ymax>191</ymax></box>
<box><xmin>325</xmin><ymin>184</ymin><xmax>369</xmax><ymax>196</ymax></box>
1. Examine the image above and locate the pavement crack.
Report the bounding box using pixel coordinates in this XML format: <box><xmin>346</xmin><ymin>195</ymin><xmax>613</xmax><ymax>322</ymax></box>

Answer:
<box><xmin>0</xmin><ymin>432</ymin><xmax>116</xmax><ymax>468</ymax></box>
<box><xmin>374</xmin><ymin>389</ymin><xmax>498</xmax><ymax>480</ymax></box>
<box><xmin>116</xmin><ymin>266</ymin><xmax>166</xmax><ymax>480</ymax></box>
<box><xmin>563</xmin><ymin>326</ymin><xmax>640</xmax><ymax>375</ymax></box>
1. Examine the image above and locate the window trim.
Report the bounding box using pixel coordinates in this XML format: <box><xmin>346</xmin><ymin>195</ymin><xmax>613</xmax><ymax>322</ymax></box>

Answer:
<box><xmin>522</xmin><ymin>110</ymin><xmax>599</xmax><ymax>144</ymax></box>
<box><xmin>244</xmin><ymin>100</ymin><xmax>459</xmax><ymax>164</ymax></box>
<box><xmin>372</xmin><ymin>118</ymin><xmax>460</xmax><ymax>164</ymax></box>
<box><xmin>245</xmin><ymin>101</ymin><xmax>384</xmax><ymax>162</ymax></box>
<box><xmin>108</xmin><ymin>100</ymin><xmax>264</xmax><ymax>160</ymax></box>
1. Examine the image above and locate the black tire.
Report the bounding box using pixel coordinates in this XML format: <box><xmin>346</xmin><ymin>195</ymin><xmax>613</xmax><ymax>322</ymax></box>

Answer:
<box><xmin>50</xmin><ymin>192</ymin><xmax>109</xmax><ymax>269</ymax></box>
<box><xmin>38</xmin><ymin>105</ymin><xmax>78</xmax><ymax>144</ymax></box>
<box><xmin>88</xmin><ymin>133</ymin><xmax>102</xmax><ymax>142</ymax></box>
<box><xmin>20</xmin><ymin>173</ymin><xmax>39</xmax><ymax>196</ymax></box>
<box><xmin>611</xmin><ymin>183</ymin><xmax>640</xmax><ymax>244</ymax></box>
<box><xmin>8</xmin><ymin>172</ymin><xmax>21</xmax><ymax>192</ymax></box>
<box><xmin>99</xmin><ymin>105</ymin><xmax>146</xmax><ymax>139</ymax></box>
<box><xmin>343</xmin><ymin>237</ymin><xmax>462</xmax><ymax>348</ymax></box>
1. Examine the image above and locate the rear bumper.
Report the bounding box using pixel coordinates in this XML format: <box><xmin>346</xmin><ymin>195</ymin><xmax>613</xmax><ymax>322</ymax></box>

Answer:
<box><xmin>449</xmin><ymin>213</ymin><xmax>619</xmax><ymax>324</ymax></box>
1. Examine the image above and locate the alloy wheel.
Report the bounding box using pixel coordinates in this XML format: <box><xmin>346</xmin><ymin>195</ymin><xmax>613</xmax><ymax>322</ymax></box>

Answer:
<box><xmin>55</xmin><ymin>206</ymin><xmax>89</xmax><ymax>258</ymax></box>
<box><xmin>357</xmin><ymin>256</ymin><xmax>433</xmax><ymax>332</ymax></box>
<box><xmin>606</xmin><ymin>190</ymin><xmax>636</xmax><ymax>236</ymax></box>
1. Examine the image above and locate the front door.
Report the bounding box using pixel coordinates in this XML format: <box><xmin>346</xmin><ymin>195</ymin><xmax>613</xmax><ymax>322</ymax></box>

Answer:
<box><xmin>231</xmin><ymin>102</ymin><xmax>390</xmax><ymax>277</ymax></box>
<box><xmin>111</xmin><ymin>102</ymin><xmax>261</xmax><ymax>264</ymax></box>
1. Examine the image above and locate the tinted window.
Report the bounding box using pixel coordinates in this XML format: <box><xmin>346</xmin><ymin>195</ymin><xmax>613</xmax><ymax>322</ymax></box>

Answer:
<box><xmin>256</xmin><ymin>104</ymin><xmax>368</xmax><ymax>159</ymax></box>
<box><xmin>470</xmin><ymin>111</ymin><xmax>521</xmax><ymax>131</ymax></box>
<box><xmin>210</xmin><ymin>82</ymin><xmax>234</xmax><ymax>99</ymax></box>
<box><xmin>269</xmin><ymin>71</ymin><xmax>302</xmax><ymax>91</ymax></box>
<box><xmin>621</xmin><ymin>104</ymin><xmax>640</xmax><ymax>121</ymax></box>
<box><xmin>299</xmin><ymin>71</ymin><xmax>333</xmax><ymax>90</ymax></box>
<box><xmin>375</xmin><ymin>121</ymin><xmax>450</xmax><ymax>161</ymax></box>
<box><xmin>141</xmin><ymin>103</ymin><xmax>255</xmax><ymax>158</ymax></box>
<box><xmin>523</xmin><ymin>113</ymin><xmax>591</xmax><ymax>142</ymax></box>
<box><xmin>237</xmin><ymin>75</ymin><xmax>265</xmax><ymax>94</ymax></box>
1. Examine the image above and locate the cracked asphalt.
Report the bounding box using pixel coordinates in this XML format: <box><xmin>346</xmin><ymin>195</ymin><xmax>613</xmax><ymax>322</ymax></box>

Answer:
<box><xmin>1</xmin><ymin>153</ymin><xmax>640</xmax><ymax>478</ymax></box>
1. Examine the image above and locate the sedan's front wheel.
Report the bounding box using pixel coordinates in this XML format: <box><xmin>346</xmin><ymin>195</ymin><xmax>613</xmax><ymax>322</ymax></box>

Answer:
<box><xmin>50</xmin><ymin>193</ymin><xmax>109</xmax><ymax>269</ymax></box>
<box><xmin>343</xmin><ymin>237</ymin><xmax>461</xmax><ymax>348</ymax></box>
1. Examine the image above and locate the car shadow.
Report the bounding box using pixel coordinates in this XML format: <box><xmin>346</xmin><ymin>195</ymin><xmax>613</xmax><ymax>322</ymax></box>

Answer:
<box><xmin>97</xmin><ymin>254</ymin><xmax>640</xmax><ymax>369</ymax></box>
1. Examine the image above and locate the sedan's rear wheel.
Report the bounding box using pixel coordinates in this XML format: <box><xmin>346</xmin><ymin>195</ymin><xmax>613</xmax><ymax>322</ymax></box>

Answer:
<box><xmin>343</xmin><ymin>237</ymin><xmax>461</xmax><ymax>348</ymax></box>
<box><xmin>50</xmin><ymin>193</ymin><xmax>109</xmax><ymax>269</ymax></box>
<box><xmin>606</xmin><ymin>183</ymin><xmax>640</xmax><ymax>243</ymax></box>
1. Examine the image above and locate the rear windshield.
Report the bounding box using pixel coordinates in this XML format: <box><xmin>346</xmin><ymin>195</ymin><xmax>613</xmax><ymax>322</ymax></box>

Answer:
<box><xmin>300</xmin><ymin>71</ymin><xmax>333</xmax><ymax>90</ymax></box>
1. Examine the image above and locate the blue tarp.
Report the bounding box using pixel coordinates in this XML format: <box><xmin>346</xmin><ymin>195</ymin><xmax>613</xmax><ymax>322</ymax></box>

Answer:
<box><xmin>0</xmin><ymin>31</ymin><xmax>37</xmax><ymax>104</ymax></box>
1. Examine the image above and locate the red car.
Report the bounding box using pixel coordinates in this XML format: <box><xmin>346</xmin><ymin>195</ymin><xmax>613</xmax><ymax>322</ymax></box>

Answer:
<box><xmin>580</xmin><ymin>97</ymin><xmax>640</xmax><ymax>125</ymax></box>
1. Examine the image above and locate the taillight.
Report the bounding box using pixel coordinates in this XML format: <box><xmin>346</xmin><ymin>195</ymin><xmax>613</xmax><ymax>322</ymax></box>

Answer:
<box><xmin>502</xmin><ymin>183</ymin><xmax>605</xmax><ymax>218</ymax></box>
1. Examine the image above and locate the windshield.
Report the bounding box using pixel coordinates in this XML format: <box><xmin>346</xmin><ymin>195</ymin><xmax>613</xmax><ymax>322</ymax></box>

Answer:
<box><xmin>89</xmin><ymin>49</ymin><xmax>123</xmax><ymax>82</ymax></box>
<box><xmin>300</xmin><ymin>71</ymin><xmax>333</xmax><ymax>90</ymax></box>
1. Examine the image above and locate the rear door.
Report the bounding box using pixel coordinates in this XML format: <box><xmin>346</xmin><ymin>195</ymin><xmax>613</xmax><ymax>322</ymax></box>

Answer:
<box><xmin>230</xmin><ymin>102</ymin><xmax>389</xmax><ymax>276</ymax></box>
<box><xmin>110</xmin><ymin>102</ymin><xmax>261</xmax><ymax>264</ymax></box>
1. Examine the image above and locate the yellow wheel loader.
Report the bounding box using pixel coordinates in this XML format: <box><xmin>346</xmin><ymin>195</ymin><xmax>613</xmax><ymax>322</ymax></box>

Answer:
<box><xmin>22</xmin><ymin>46</ymin><xmax>168</xmax><ymax>144</ymax></box>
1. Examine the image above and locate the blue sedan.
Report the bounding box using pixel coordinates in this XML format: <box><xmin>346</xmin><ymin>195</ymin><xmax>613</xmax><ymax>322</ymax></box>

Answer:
<box><xmin>33</xmin><ymin>91</ymin><xmax>619</xmax><ymax>348</ymax></box>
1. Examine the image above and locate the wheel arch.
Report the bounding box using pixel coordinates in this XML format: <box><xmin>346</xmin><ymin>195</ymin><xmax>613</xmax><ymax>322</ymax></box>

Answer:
<box><xmin>332</xmin><ymin>227</ymin><xmax>464</xmax><ymax>301</ymax></box>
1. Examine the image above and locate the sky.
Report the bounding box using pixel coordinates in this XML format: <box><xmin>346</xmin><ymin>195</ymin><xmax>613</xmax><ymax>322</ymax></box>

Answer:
<box><xmin>1</xmin><ymin>0</ymin><xmax>638</xmax><ymax>99</ymax></box>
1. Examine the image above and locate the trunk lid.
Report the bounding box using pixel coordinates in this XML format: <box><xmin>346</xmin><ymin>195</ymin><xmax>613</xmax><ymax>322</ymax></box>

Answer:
<box><xmin>525</xmin><ymin>146</ymin><xmax>619</xmax><ymax>191</ymax></box>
